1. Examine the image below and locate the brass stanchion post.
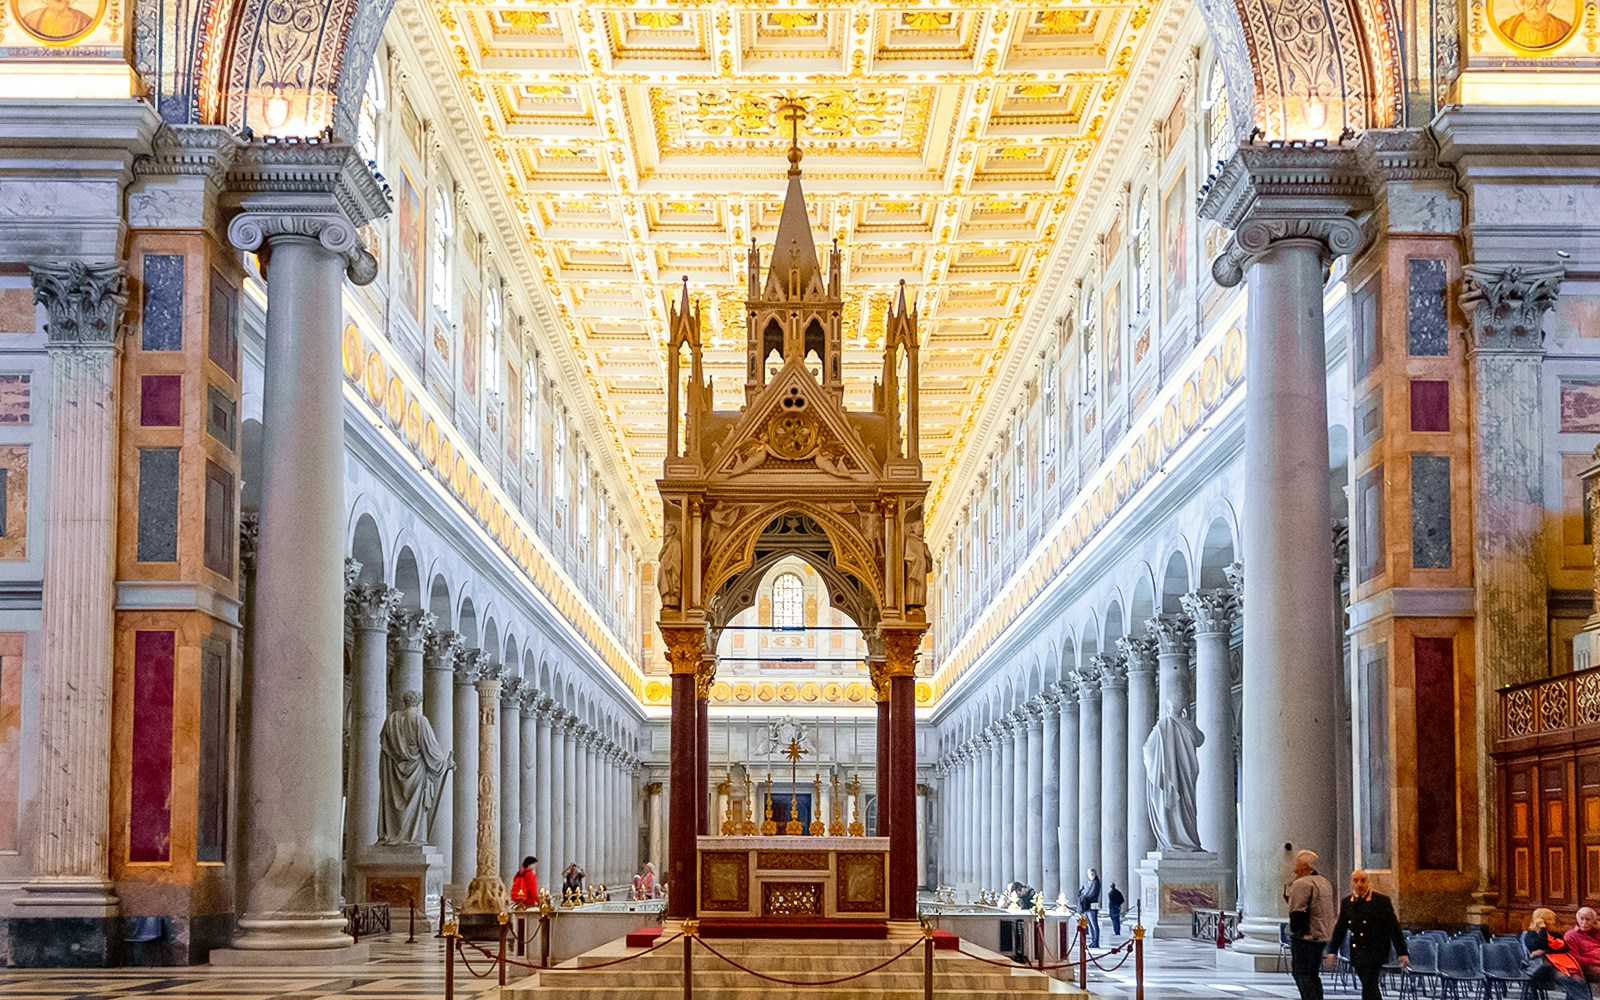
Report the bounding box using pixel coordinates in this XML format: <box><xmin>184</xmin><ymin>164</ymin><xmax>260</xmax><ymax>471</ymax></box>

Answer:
<box><xmin>683</xmin><ymin>920</ymin><xmax>698</xmax><ymax>1000</ymax></box>
<box><xmin>923</xmin><ymin>924</ymin><xmax>935</xmax><ymax>1000</ymax></box>
<box><xmin>444</xmin><ymin>920</ymin><xmax>457</xmax><ymax>1000</ymax></box>
<box><xmin>406</xmin><ymin>893</ymin><xmax>416</xmax><ymax>944</ymax></box>
<box><xmin>1077</xmin><ymin>914</ymin><xmax>1089</xmax><ymax>990</ymax></box>
<box><xmin>497</xmin><ymin>911</ymin><xmax>509</xmax><ymax>986</ymax></box>
<box><xmin>1134</xmin><ymin>922</ymin><xmax>1146</xmax><ymax>1000</ymax></box>
<box><xmin>541</xmin><ymin>911</ymin><xmax>551</xmax><ymax>968</ymax></box>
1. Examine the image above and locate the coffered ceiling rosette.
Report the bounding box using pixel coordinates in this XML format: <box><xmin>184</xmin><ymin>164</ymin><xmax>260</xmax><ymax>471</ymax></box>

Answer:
<box><xmin>433</xmin><ymin>0</ymin><xmax>1157</xmax><ymax>523</ymax></box>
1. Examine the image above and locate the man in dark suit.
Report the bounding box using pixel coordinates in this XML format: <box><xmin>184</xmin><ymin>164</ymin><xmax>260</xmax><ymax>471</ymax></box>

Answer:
<box><xmin>1327</xmin><ymin>869</ymin><xmax>1408</xmax><ymax>1000</ymax></box>
<box><xmin>1108</xmin><ymin>882</ymin><xmax>1126</xmax><ymax>936</ymax></box>
<box><xmin>1078</xmin><ymin>867</ymin><xmax>1102</xmax><ymax>947</ymax></box>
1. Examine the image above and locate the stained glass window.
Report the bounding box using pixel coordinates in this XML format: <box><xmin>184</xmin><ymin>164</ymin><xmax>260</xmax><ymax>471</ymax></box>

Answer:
<box><xmin>772</xmin><ymin>573</ymin><xmax>804</xmax><ymax>629</ymax></box>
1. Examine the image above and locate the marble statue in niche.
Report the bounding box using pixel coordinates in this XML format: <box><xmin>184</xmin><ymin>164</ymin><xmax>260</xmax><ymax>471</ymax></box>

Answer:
<box><xmin>11</xmin><ymin>0</ymin><xmax>104</xmax><ymax>44</ymax></box>
<box><xmin>1143</xmin><ymin>711</ymin><xmax>1204</xmax><ymax>852</ymax></box>
<box><xmin>377</xmin><ymin>690</ymin><xmax>454</xmax><ymax>845</ymax></box>
<box><xmin>1491</xmin><ymin>0</ymin><xmax>1578</xmax><ymax>50</ymax></box>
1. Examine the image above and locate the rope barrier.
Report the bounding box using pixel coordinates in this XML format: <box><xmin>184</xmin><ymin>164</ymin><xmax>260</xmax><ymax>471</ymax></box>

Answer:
<box><xmin>954</xmin><ymin>945</ymin><xmax>1091</xmax><ymax>972</ymax></box>
<box><xmin>454</xmin><ymin>938</ymin><xmax>499</xmax><ymax>980</ymax></box>
<box><xmin>1089</xmin><ymin>942</ymin><xmax>1136</xmax><ymax>972</ymax></box>
<box><xmin>459</xmin><ymin>929</ymin><xmax>686</xmax><ymax>972</ymax></box>
<box><xmin>695</xmin><ymin>934</ymin><xmax>925</xmax><ymax>987</ymax></box>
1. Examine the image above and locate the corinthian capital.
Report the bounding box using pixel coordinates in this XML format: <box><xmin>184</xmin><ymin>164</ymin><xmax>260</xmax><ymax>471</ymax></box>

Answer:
<box><xmin>1198</xmin><ymin>143</ymin><xmax>1370</xmax><ymax>288</ymax></box>
<box><xmin>239</xmin><ymin>511</ymin><xmax>261</xmax><ymax>574</ymax></box>
<box><xmin>500</xmin><ymin>676</ymin><xmax>524</xmax><ymax>706</ymax></box>
<box><xmin>30</xmin><ymin>262</ymin><xmax>129</xmax><ymax>349</ymax></box>
<box><xmin>455</xmin><ymin>648</ymin><xmax>489</xmax><ymax>684</ymax></box>
<box><xmin>1181</xmin><ymin>589</ymin><xmax>1240</xmax><ymax>637</ymax></box>
<box><xmin>1117</xmin><ymin>634</ymin><xmax>1158</xmax><ymax>674</ymax></box>
<box><xmin>424</xmin><ymin>629</ymin><xmax>466</xmax><ymax>671</ymax></box>
<box><xmin>1146</xmin><ymin>613</ymin><xmax>1195</xmax><ymax>655</ymax></box>
<box><xmin>346</xmin><ymin>584</ymin><xmax>400</xmax><ymax>632</ymax></box>
<box><xmin>1095</xmin><ymin>652</ymin><xmax>1128</xmax><ymax>689</ymax></box>
<box><xmin>389</xmin><ymin>608</ymin><xmax>436</xmax><ymax>652</ymax></box>
<box><xmin>1075</xmin><ymin>664</ymin><xmax>1102</xmax><ymax>698</ymax></box>
<box><xmin>1461</xmin><ymin>264</ymin><xmax>1564</xmax><ymax>355</ymax></box>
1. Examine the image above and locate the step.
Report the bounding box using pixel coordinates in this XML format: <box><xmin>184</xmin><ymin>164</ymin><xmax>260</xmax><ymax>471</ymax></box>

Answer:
<box><xmin>539</xmin><ymin>970</ymin><xmax>1051</xmax><ymax>990</ymax></box>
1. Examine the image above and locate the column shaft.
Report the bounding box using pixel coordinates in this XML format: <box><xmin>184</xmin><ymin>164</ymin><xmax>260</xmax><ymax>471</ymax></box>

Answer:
<box><xmin>668</xmin><ymin>671</ymin><xmax>698</xmax><ymax>918</ymax></box>
<box><xmin>1041</xmin><ymin>695</ymin><xmax>1062</xmax><ymax>895</ymax></box>
<box><xmin>575</xmin><ymin>731</ymin><xmax>590</xmax><ymax>873</ymax></box>
<box><xmin>451</xmin><ymin>662</ymin><xmax>481</xmax><ymax>890</ymax></box>
<box><xmin>998</xmin><ymin>722</ymin><xmax>1016</xmax><ymax>885</ymax></box>
<box><xmin>1026</xmin><ymin>710</ymin><xmax>1045</xmax><ymax>891</ymax></box>
<box><xmin>987</xmin><ymin>735</ymin><xmax>1002</xmax><ymax>888</ymax></box>
<box><xmin>1185</xmin><ymin>590</ymin><xmax>1241</xmax><ymax>904</ymax></box>
<box><xmin>889</xmin><ymin>673</ymin><xmax>917</xmax><ymax>919</ymax></box>
<box><xmin>463</xmin><ymin>674</ymin><xmax>508</xmax><ymax>912</ymax></box>
<box><xmin>1077</xmin><ymin>675</ymin><xmax>1102</xmax><ymax>881</ymax></box>
<box><xmin>518</xmin><ymin>704</ymin><xmax>536</xmax><ymax>871</ymax></box>
<box><xmin>1058</xmin><ymin>687</ymin><xmax>1080</xmax><ymax>897</ymax></box>
<box><xmin>423</xmin><ymin>633</ymin><xmax>460</xmax><ymax>883</ymax></box>
<box><xmin>1122</xmin><ymin>639</ymin><xmax>1158</xmax><ymax>894</ymax></box>
<box><xmin>876</xmin><ymin>694</ymin><xmax>892</xmax><ymax>836</ymax></box>
<box><xmin>1098</xmin><ymin>657</ymin><xmax>1130</xmax><ymax>898</ymax></box>
<box><xmin>559</xmin><ymin>722</ymin><xmax>577</xmax><ymax>879</ymax></box>
<box><xmin>535</xmin><ymin>706</ymin><xmax>554</xmax><ymax>892</ymax></box>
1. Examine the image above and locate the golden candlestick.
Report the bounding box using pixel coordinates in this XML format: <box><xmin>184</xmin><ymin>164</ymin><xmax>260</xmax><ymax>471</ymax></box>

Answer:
<box><xmin>782</xmin><ymin>736</ymin><xmax>806</xmax><ymax>836</ymax></box>
<box><xmin>828</xmin><ymin>769</ymin><xmax>846</xmax><ymax>836</ymax></box>
<box><xmin>761</xmin><ymin>771</ymin><xmax>777</xmax><ymax>835</ymax></box>
<box><xmin>809</xmin><ymin>772</ymin><xmax>826</xmax><ymax>835</ymax></box>
<box><xmin>740</xmin><ymin>771</ymin><xmax>758</xmax><ymax>836</ymax></box>
<box><xmin>847</xmin><ymin>772</ymin><xmax>864</xmax><ymax>836</ymax></box>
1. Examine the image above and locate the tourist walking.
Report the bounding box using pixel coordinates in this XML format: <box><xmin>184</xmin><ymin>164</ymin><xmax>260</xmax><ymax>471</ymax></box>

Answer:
<box><xmin>1108</xmin><ymin>882</ymin><xmax>1125</xmax><ymax>935</ymax></box>
<box><xmin>1287</xmin><ymin>850</ymin><xmax>1336</xmax><ymax>1000</ymax></box>
<box><xmin>562</xmin><ymin>861</ymin><xmax>586</xmax><ymax>897</ymax></box>
<box><xmin>1327</xmin><ymin>870</ymin><xmax>1406</xmax><ymax>1000</ymax></box>
<box><xmin>1526</xmin><ymin>908</ymin><xmax>1591</xmax><ymax>1000</ymax></box>
<box><xmin>1078</xmin><ymin>867</ymin><xmax>1102</xmax><ymax>948</ymax></box>
<box><xmin>510</xmin><ymin>856</ymin><xmax>539</xmax><ymax>906</ymax></box>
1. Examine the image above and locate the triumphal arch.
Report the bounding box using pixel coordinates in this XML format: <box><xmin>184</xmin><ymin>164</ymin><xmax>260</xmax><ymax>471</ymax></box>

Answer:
<box><xmin>656</xmin><ymin>106</ymin><xmax>930</xmax><ymax>924</ymax></box>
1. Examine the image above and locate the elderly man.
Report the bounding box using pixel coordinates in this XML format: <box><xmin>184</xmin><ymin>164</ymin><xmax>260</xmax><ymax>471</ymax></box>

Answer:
<box><xmin>1327</xmin><ymin>870</ymin><xmax>1407</xmax><ymax>1000</ymax></box>
<box><xmin>1287</xmin><ymin>850</ymin><xmax>1337</xmax><ymax>1000</ymax></box>
<box><xmin>1564</xmin><ymin>906</ymin><xmax>1600</xmax><ymax>982</ymax></box>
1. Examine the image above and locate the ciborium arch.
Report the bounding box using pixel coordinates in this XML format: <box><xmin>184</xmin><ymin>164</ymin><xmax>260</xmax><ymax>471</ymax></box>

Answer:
<box><xmin>655</xmin><ymin>106</ymin><xmax>929</xmax><ymax>923</ymax></box>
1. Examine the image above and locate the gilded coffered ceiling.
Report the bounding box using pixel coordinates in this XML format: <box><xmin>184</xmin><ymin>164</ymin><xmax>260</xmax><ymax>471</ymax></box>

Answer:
<box><xmin>428</xmin><ymin>0</ymin><xmax>1159</xmax><ymax>521</ymax></box>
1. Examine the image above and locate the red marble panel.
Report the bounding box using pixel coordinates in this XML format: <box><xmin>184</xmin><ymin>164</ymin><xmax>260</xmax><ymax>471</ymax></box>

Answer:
<box><xmin>1409</xmin><ymin>380</ymin><xmax>1450</xmax><ymax>432</ymax></box>
<box><xmin>139</xmin><ymin>375</ymin><xmax>182</xmax><ymax>427</ymax></box>
<box><xmin>130</xmin><ymin>630</ymin><xmax>175</xmax><ymax>863</ymax></box>
<box><xmin>1414</xmin><ymin>635</ymin><xmax>1458</xmax><ymax>870</ymax></box>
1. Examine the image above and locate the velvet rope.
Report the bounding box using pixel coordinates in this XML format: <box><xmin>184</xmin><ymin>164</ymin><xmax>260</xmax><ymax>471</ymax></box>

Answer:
<box><xmin>694</xmin><ymin>934</ymin><xmax>925</xmax><ymax>986</ymax></box>
<box><xmin>454</xmin><ymin>938</ymin><xmax>499</xmax><ymax>979</ymax></box>
<box><xmin>459</xmin><ymin>930</ymin><xmax>685</xmax><ymax>972</ymax></box>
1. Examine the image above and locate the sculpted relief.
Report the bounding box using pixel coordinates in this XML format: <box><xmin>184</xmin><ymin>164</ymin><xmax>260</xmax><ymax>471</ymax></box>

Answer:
<box><xmin>11</xmin><ymin>0</ymin><xmax>105</xmax><ymax>44</ymax></box>
<box><xmin>1490</xmin><ymin>0</ymin><xmax>1578</xmax><ymax>49</ymax></box>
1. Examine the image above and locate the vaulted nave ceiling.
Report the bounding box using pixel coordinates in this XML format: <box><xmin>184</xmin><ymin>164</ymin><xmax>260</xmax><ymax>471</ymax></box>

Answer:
<box><xmin>428</xmin><ymin>0</ymin><xmax>1163</xmax><ymax>523</ymax></box>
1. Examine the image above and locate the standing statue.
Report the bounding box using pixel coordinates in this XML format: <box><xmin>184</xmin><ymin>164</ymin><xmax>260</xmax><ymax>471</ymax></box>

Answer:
<box><xmin>1142</xmin><ymin>712</ymin><xmax>1204</xmax><ymax>852</ymax></box>
<box><xmin>377</xmin><ymin>690</ymin><xmax>455</xmax><ymax>845</ymax></box>
<box><xmin>658</xmin><ymin>514</ymin><xmax>682</xmax><ymax>609</ymax></box>
<box><xmin>904</xmin><ymin>517</ymin><xmax>930</xmax><ymax>607</ymax></box>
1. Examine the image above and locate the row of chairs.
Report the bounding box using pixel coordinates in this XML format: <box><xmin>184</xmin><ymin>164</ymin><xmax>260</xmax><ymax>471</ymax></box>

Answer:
<box><xmin>1284</xmin><ymin>924</ymin><xmax>1557</xmax><ymax>1000</ymax></box>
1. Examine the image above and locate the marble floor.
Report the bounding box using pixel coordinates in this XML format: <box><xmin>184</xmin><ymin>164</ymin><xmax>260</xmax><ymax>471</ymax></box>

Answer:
<box><xmin>0</xmin><ymin>932</ymin><xmax>1381</xmax><ymax>999</ymax></box>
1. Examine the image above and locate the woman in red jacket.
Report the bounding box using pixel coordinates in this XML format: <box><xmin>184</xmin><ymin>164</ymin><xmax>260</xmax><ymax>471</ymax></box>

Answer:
<box><xmin>510</xmin><ymin>856</ymin><xmax>539</xmax><ymax>906</ymax></box>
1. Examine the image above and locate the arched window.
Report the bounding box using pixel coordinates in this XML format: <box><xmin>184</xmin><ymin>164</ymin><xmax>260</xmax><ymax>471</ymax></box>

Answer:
<box><xmin>1205</xmin><ymin>60</ymin><xmax>1232</xmax><ymax>170</ymax></box>
<box><xmin>431</xmin><ymin>190</ymin><xmax>454</xmax><ymax>316</ymax></box>
<box><xmin>1133</xmin><ymin>191</ymin><xmax>1152</xmax><ymax>317</ymax></box>
<box><xmin>772</xmin><ymin>573</ymin><xmax>804</xmax><ymax>629</ymax></box>
<box><xmin>357</xmin><ymin>68</ymin><xmax>383</xmax><ymax>165</ymax></box>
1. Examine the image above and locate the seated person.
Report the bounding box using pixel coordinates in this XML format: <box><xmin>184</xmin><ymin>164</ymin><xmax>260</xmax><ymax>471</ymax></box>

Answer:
<box><xmin>1564</xmin><ymin>907</ymin><xmax>1600</xmax><ymax>983</ymax></box>
<box><xmin>1527</xmin><ymin>908</ymin><xmax>1590</xmax><ymax>1000</ymax></box>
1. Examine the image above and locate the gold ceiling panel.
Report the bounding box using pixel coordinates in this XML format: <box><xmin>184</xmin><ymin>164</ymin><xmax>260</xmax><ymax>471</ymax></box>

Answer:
<box><xmin>430</xmin><ymin>0</ymin><xmax>1157</xmax><ymax>525</ymax></box>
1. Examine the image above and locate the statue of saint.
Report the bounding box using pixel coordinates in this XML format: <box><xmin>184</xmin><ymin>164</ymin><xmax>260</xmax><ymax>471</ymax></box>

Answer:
<box><xmin>377</xmin><ymin>690</ymin><xmax>454</xmax><ymax>846</ymax></box>
<box><xmin>658</xmin><ymin>517</ymin><xmax>682</xmax><ymax>609</ymax></box>
<box><xmin>904</xmin><ymin>517</ymin><xmax>930</xmax><ymax>607</ymax></box>
<box><xmin>1141</xmin><ymin>713</ymin><xmax>1204</xmax><ymax>853</ymax></box>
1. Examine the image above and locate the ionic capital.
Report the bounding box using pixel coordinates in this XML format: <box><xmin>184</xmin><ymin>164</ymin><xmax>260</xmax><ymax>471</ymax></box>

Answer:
<box><xmin>346</xmin><ymin>584</ymin><xmax>400</xmax><ymax>632</ymax></box>
<box><xmin>1461</xmin><ymin>264</ymin><xmax>1564</xmax><ymax>356</ymax></box>
<box><xmin>30</xmin><ymin>262</ymin><xmax>128</xmax><ymax>351</ymax></box>
<box><xmin>1181</xmin><ymin>589</ymin><xmax>1240</xmax><ymax>637</ymax></box>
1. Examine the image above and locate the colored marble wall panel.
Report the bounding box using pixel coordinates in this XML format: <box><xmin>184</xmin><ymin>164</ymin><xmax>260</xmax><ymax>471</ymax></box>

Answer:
<box><xmin>205</xmin><ymin>384</ymin><xmax>236</xmax><ymax>450</ymax></box>
<box><xmin>0</xmin><ymin>445</ymin><xmax>29</xmax><ymax>560</ymax></box>
<box><xmin>207</xmin><ymin>269</ymin><xmax>237</xmax><ymax>381</ymax></box>
<box><xmin>1410</xmin><ymin>380</ymin><xmax>1450</xmax><ymax>432</ymax></box>
<box><xmin>136</xmin><ymin>447</ymin><xmax>180</xmax><ymax>562</ymax></box>
<box><xmin>1356</xmin><ymin>464</ymin><xmax>1385</xmax><ymax>584</ymax></box>
<box><xmin>1359</xmin><ymin>641</ymin><xmax>1390</xmax><ymax>868</ymax></box>
<box><xmin>1411</xmin><ymin>454</ymin><xmax>1453</xmax><ymax>569</ymax></box>
<box><xmin>1406</xmin><ymin>259</ymin><xmax>1450</xmax><ymax>357</ymax></box>
<box><xmin>0</xmin><ymin>288</ymin><xmax>35</xmax><ymax>333</ymax></box>
<box><xmin>1353</xmin><ymin>282</ymin><xmax>1381</xmax><ymax>381</ymax></box>
<box><xmin>1414</xmin><ymin>635</ymin><xmax>1459</xmax><ymax>869</ymax></box>
<box><xmin>0</xmin><ymin>633</ymin><xmax>22</xmax><ymax>852</ymax></box>
<box><xmin>1559</xmin><ymin>378</ymin><xmax>1600</xmax><ymax>433</ymax></box>
<box><xmin>203</xmin><ymin>460</ymin><xmax>234</xmax><ymax>577</ymax></box>
<box><xmin>130</xmin><ymin>630</ymin><xmax>176</xmax><ymax>863</ymax></box>
<box><xmin>0</xmin><ymin>374</ymin><xmax>32</xmax><ymax>424</ymax></box>
<box><xmin>1356</xmin><ymin>387</ymin><xmax>1384</xmax><ymax>455</ymax></box>
<box><xmin>141</xmin><ymin>254</ymin><xmax>185</xmax><ymax>351</ymax></box>
<box><xmin>139</xmin><ymin>374</ymin><xmax>182</xmax><ymax>427</ymax></box>
<box><xmin>197</xmin><ymin>637</ymin><xmax>229</xmax><ymax>862</ymax></box>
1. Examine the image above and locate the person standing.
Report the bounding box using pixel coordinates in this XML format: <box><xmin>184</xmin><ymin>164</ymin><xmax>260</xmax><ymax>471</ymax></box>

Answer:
<box><xmin>1078</xmin><ymin>867</ymin><xmax>1103</xmax><ymax>948</ymax></box>
<box><xmin>1327</xmin><ymin>870</ymin><xmax>1407</xmax><ymax>1000</ymax></box>
<box><xmin>1526</xmin><ymin>908</ymin><xmax>1591</xmax><ymax>1000</ymax></box>
<box><xmin>1563</xmin><ymin>907</ymin><xmax>1600</xmax><ymax>982</ymax></box>
<box><xmin>1287</xmin><ymin>850</ymin><xmax>1336</xmax><ymax>1000</ymax></box>
<box><xmin>1108</xmin><ymin>882</ymin><xmax>1126</xmax><ymax>936</ymax></box>
<box><xmin>510</xmin><ymin>855</ymin><xmax>540</xmax><ymax>907</ymax></box>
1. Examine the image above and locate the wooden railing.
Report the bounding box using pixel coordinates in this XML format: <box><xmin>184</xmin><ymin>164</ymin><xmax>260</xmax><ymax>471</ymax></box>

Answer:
<box><xmin>342</xmin><ymin>901</ymin><xmax>392</xmax><ymax>940</ymax></box>
<box><xmin>1191</xmin><ymin>907</ymin><xmax>1240</xmax><ymax>944</ymax></box>
<box><xmin>1499</xmin><ymin>666</ymin><xmax>1600</xmax><ymax>743</ymax></box>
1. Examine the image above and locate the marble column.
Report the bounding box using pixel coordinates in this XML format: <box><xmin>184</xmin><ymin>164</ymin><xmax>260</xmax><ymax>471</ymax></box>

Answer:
<box><xmin>996</xmin><ymin>718</ymin><xmax>1016</xmax><ymax>885</ymax></box>
<box><xmin>464</xmin><ymin>665</ymin><xmax>509</xmax><ymax>913</ymax></box>
<box><xmin>1024</xmin><ymin>702</ymin><xmax>1046</xmax><ymax>891</ymax></box>
<box><xmin>574</xmin><ymin>726</ymin><xmax>591</xmax><ymax>873</ymax></box>
<box><xmin>1040</xmin><ymin>691</ymin><xmax>1061</xmax><ymax>896</ymax></box>
<box><xmin>985</xmin><ymin>728</ymin><xmax>1002</xmax><ymax>888</ymax></box>
<box><xmin>499</xmin><ymin>677</ymin><xmax>522</xmax><ymax>881</ymax></box>
<box><xmin>884</xmin><ymin>629</ymin><xmax>921</xmax><ymax>920</ymax></box>
<box><xmin>1200</xmin><ymin>144</ymin><xmax>1365</xmax><ymax>962</ymax></box>
<box><xmin>1119</xmin><ymin>635</ymin><xmax>1159</xmax><ymax>891</ymax></box>
<box><xmin>645</xmin><ymin>780</ymin><xmax>664</xmax><ymax>874</ymax></box>
<box><xmin>1057</xmin><ymin>676</ymin><xmax>1080</xmax><ymax>897</ymax></box>
<box><xmin>451</xmin><ymin>651</ymin><xmax>485</xmax><ymax>889</ymax></box>
<box><xmin>558</xmin><ymin>712</ymin><xmax>579</xmax><ymax>879</ymax></box>
<box><xmin>219</xmin><ymin>140</ymin><xmax>386</xmax><ymax>954</ymax></box>
<box><xmin>1461</xmin><ymin>264</ymin><xmax>1563</xmax><ymax>685</ymax></box>
<box><xmin>662</xmin><ymin>627</ymin><xmax>703</xmax><ymax>919</ymax></box>
<box><xmin>19</xmin><ymin>263</ymin><xmax>129</xmax><ymax>943</ymax></box>
<box><xmin>389</xmin><ymin>610</ymin><xmax>434</xmax><ymax>708</ymax></box>
<box><xmin>916</xmin><ymin>784</ymin><xmax>930</xmax><ymax>888</ymax></box>
<box><xmin>1184</xmin><ymin>587</ymin><xmax>1241</xmax><ymax>902</ymax></box>
<box><xmin>423</xmin><ymin>631</ymin><xmax>463</xmax><ymax>880</ymax></box>
<box><xmin>345</xmin><ymin>583</ymin><xmax>399</xmax><ymax>877</ymax></box>
<box><xmin>1011</xmin><ymin>714</ymin><xmax>1028</xmax><ymax>885</ymax></box>
<box><xmin>518</xmin><ymin>690</ymin><xmax>538</xmax><ymax>874</ymax></box>
<box><xmin>1097</xmin><ymin>653</ymin><xmax>1130</xmax><ymax>897</ymax></box>
<box><xmin>535</xmin><ymin>699</ymin><xmax>555</xmax><ymax>891</ymax></box>
<box><xmin>1077</xmin><ymin>667</ymin><xmax>1102</xmax><ymax>881</ymax></box>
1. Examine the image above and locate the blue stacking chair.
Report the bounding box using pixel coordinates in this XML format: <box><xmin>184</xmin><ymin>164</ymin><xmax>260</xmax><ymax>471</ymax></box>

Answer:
<box><xmin>1405</xmin><ymin>935</ymin><xmax>1442</xmax><ymax>999</ymax></box>
<box><xmin>1437</xmin><ymin>937</ymin><xmax>1486</xmax><ymax>1000</ymax></box>
<box><xmin>1483</xmin><ymin>939</ymin><xmax>1533</xmax><ymax>1000</ymax></box>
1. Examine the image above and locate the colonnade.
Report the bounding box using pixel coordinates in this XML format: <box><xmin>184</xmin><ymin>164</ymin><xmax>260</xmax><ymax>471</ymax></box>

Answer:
<box><xmin>341</xmin><ymin>576</ymin><xmax>642</xmax><ymax>893</ymax></box>
<box><xmin>933</xmin><ymin>588</ymin><xmax>1240</xmax><ymax>902</ymax></box>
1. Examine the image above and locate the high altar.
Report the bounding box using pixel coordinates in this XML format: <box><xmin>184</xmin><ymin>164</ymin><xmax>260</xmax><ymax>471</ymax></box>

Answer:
<box><xmin>655</xmin><ymin>102</ymin><xmax>930</xmax><ymax>922</ymax></box>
